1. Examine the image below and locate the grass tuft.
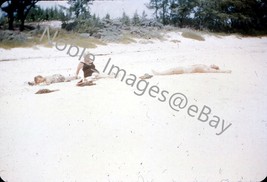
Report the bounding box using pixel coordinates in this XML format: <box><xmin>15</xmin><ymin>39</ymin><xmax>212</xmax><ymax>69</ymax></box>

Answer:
<box><xmin>181</xmin><ymin>31</ymin><xmax>205</xmax><ymax>41</ymax></box>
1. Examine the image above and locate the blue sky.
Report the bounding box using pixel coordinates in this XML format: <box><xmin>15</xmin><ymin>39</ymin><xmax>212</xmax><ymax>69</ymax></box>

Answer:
<box><xmin>37</xmin><ymin>0</ymin><xmax>153</xmax><ymax>18</ymax></box>
<box><xmin>0</xmin><ymin>0</ymin><xmax>153</xmax><ymax>19</ymax></box>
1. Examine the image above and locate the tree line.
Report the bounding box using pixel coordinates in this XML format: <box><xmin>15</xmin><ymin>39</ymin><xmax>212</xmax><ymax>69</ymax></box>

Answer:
<box><xmin>1</xmin><ymin>0</ymin><xmax>267</xmax><ymax>35</ymax></box>
<box><xmin>147</xmin><ymin>0</ymin><xmax>267</xmax><ymax>34</ymax></box>
<box><xmin>0</xmin><ymin>0</ymin><xmax>92</xmax><ymax>31</ymax></box>
<box><xmin>26</xmin><ymin>6</ymin><xmax>70</xmax><ymax>22</ymax></box>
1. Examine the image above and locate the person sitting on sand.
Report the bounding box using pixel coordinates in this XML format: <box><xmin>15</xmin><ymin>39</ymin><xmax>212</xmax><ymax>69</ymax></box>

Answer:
<box><xmin>28</xmin><ymin>74</ymin><xmax>78</xmax><ymax>86</ymax></box>
<box><xmin>76</xmin><ymin>52</ymin><xmax>99</xmax><ymax>81</ymax></box>
<box><xmin>152</xmin><ymin>64</ymin><xmax>231</xmax><ymax>75</ymax></box>
<box><xmin>75</xmin><ymin>53</ymin><xmax>115</xmax><ymax>86</ymax></box>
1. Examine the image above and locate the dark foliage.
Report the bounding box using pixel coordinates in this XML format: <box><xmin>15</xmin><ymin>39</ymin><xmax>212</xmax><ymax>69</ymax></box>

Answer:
<box><xmin>0</xmin><ymin>0</ymin><xmax>39</xmax><ymax>31</ymax></box>
<box><xmin>148</xmin><ymin>0</ymin><xmax>267</xmax><ymax>35</ymax></box>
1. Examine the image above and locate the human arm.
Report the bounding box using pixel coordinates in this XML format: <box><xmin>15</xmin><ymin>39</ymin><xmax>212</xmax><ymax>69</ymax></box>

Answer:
<box><xmin>76</xmin><ymin>62</ymin><xmax>83</xmax><ymax>78</ymax></box>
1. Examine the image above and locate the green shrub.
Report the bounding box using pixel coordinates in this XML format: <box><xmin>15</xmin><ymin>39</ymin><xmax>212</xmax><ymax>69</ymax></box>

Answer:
<box><xmin>62</xmin><ymin>16</ymin><xmax>104</xmax><ymax>35</ymax></box>
<box><xmin>62</xmin><ymin>21</ymin><xmax>78</xmax><ymax>31</ymax></box>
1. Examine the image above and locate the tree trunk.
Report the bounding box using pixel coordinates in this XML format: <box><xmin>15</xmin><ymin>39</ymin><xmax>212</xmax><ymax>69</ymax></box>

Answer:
<box><xmin>19</xmin><ymin>17</ymin><xmax>25</xmax><ymax>31</ymax></box>
<box><xmin>19</xmin><ymin>2</ymin><xmax>36</xmax><ymax>31</ymax></box>
<box><xmin>162</xmin><ymin>3</ymin><xmax>165</xmax><ymax>24</ymax></box>
<box><xmin>155</xmin><ymin>0</ymin><xmax>158</xmax><ymax>19</ymax></box>
<box><xmin>8</xmin><ymin>12</ymin><xmax>14</xmax><ymax>30</ymax></box>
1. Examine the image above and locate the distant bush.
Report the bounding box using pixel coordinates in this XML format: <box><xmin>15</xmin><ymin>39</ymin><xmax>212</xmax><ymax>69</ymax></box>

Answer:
<box><xmin>61</xmin><ymin>21</ymin><xmax>78</xmax><ymax>31</ymax></box>
<box><xmin>60</xmin><ymin>11</ymin><xmax>170</xmax><ymax>43</ymax></box>
<box><xmin>105</xmin><ymin>13</ymin><xmax>111</xmax><ymax>20</ymax></box>
<box><xmin>0</xmin><ymin>30</ymin><xmax>27</xmax><ymax>42</ymax></box>
<box><xmin>0</xmin><ymin>30</ymin><xmax>30</xmax><ymax>48</ymax></box>
<box><xmin>62</xmin><ymin>15</ymin><xmax>104</xmax><ymax>35</ymax></box>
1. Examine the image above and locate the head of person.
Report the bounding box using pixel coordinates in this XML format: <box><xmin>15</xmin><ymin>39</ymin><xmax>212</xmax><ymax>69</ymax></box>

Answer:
<box><xmin>34</xmin><ymin>75</ymin><xmax>45</xmax><ymax>84</ymax></box>
<box><xmin>83</xmin><ymin>52</ymin><xmax>94</xmax><ymax>64</ymax></box>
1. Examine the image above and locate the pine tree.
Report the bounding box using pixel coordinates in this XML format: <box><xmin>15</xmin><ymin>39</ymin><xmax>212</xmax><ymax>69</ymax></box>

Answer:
<box><xmin>147</xmin><ymin>0</ymin><xmax>161</xmax><ymax>20</ymax></box>
<box><xmin>120</xmin><ymin>12</ymin><xmax>130</xmax><ymax>26</ymax></box>
<box><xmin>141</xmin><ymin>10</ymin><xmax>148</xmax><ymax>21</ymax></box>
<box><xmin>132</xmin><ymin>10</ymin><xmax>140</xmax><ymax>26</ymax></box>
<box><xmin>147</xmin><ymin>0</ymin><xmax>170</xmax><ymax>25</ymax></box>
<box><xmin>68</xmin><ymin>0</ymin><xmax>93</xmax><ymax>19</ymax></box>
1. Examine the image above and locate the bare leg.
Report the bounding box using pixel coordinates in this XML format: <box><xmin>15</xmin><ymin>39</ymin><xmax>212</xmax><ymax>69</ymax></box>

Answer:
<box><xmin>207</xmin><ymin>69</ymin><xmax>232</xmax><ymax>73</ymax></box>
<box><xmin>91</xmin><ymin>72</ymin><xmax>116</xmax><ymax>80</ymax></box>
<box><xmin>189</xmin><ymin>66</ymin><xmax>232</xmax><ymax>73</ymax></box>
<box><xmin>64</xmin><ymin>75</ymin><xmax>80</xmax><ymax>82</ymax></box>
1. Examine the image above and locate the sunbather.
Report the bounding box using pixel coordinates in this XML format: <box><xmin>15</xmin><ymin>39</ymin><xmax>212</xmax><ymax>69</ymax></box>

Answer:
<box><xmin>75</xmin><ymin>54</ymin><xmax>115</xmax><ymax>86</ymax></box>
<box><xmin>28</xmin><ymin>74</ymin><xmax>78</xmax><ymax>86</ymax></box>
<box><xmin>152</xmin><ymin>64</ymin><xmax>231</xmax><ymax>75</ymax></box>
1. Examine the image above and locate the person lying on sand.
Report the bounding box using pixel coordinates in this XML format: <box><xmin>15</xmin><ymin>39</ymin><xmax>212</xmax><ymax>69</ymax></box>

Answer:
<box><xmin>152</xmin><ymin>64</ymin><xmax>231</xmax><ymax>75</ymax></box>
<box><xmin>28</xmin><ymin>74</ymin><xmax>78</xmax><ymax>86</ymax></box>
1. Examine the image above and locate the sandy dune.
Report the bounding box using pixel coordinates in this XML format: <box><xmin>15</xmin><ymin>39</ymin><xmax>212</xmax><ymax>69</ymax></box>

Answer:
<box><xmin>0</xmin><ymin>32</ymin><xmax>267</xmax><ymax>181</ymax></box>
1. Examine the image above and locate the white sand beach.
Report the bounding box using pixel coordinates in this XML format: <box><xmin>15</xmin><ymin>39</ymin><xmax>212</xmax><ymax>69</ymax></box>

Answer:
<box><xmin>0</xmin><ymin>32</ymin><xmax>267</xmax><ymax>181</ymax></box>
